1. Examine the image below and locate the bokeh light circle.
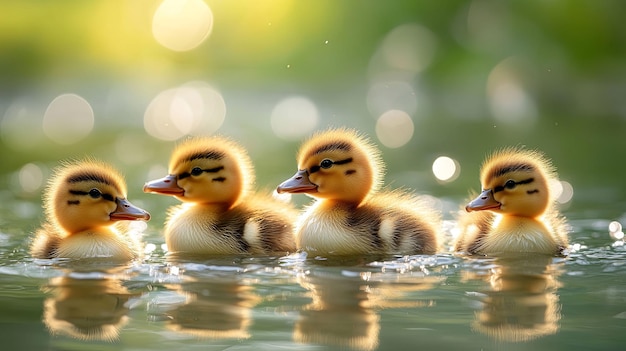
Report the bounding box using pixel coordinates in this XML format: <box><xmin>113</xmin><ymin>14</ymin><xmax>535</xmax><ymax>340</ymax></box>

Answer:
<box><xmin>432</xmin><ymin>156</ymin><xmax>460</xmax><ymax>183</ymax></box>
<box><xmin>18</xmin><ymin>163</ymin><xmax>44</xmax><ymax>193</ymax></box>
<box><xmin>144</xmin><ymin>83</ymin><xmax>226</xmax><ymax>141</ymax></box>
<box><xmin>375</xmin><ymin>110</ymin><xmax>414</xmax><ymax>148</ymax></box>
<box><xmin>381</xmin><ymin>23</ymin><xmax>437</xmax><ymax>74</ymax></box>
<box><xmin>42</xmin><ymin>93</ymin><xmax>95</xmax><ymax>145</ymax></box>
<box><xmin>486</xmin><ymin>57</ymin><xmax>537</xmax><ymax>125</ymax></box>
<box><xmin>556</xmin><ymin>180</ymin><xmax>574</xmax><ymax>204</ymax></box>
<box><xmin>152</xmin><ymin>0</ymin><xmax>213</xmax><ymax>52</ymax></box>
<box><xmin>270</xmin><ymin>96</ymin><xmax>319</xmax><ymax>141</ymax></box>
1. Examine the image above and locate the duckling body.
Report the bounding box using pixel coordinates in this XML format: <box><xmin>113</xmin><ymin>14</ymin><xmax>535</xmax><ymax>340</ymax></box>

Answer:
<box><xmin>30</xmin><ymin>160</ymin><xmax>150</xmax><ymax>261</ymax></box>
<box><xmin>144</xmin><ymin>136</ymin><xmax>296</xmax><ymax>255</ymax></box>
<box><xmin>277</xmin><ymin>128</ymin><xmax>440</xmax><ymax>255</ymax></box>
<box><xmin>454</xmin><ymin>148</ymin><xmax>568</xmax><ymax>255</ymax></box>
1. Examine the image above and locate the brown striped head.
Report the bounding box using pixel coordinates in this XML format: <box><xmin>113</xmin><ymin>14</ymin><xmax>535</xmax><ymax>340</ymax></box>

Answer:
<box><xmin>277</xmin><ymin>128</ymin><xmax>384</xmax><ymax>205</ymax></box>
<box><xmin>45</xmin><ymin>159</ymin><xmax>150</xmax><ymax>235</ymax></box>
<box><xmin>466</xmin><ymin>148</ymin><xmax>556</xmax><ymax>218</ymax></box>
<box><xmin>144</xmin><ymin>136</ymin><xmax>254</xmax><ymax>208</ymax></box>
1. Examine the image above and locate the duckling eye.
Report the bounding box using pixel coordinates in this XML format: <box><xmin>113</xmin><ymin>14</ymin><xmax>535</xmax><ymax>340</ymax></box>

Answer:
<box><xmin>320</xmin><ymin>159</ymin><xmax>334</xmax><ymax>169</ymax></box>
<box><xmin>88</xmin><ymin>188</ymin><xmax>102</xmax><ymax>199</ymax></box>
<box><xmin>504</xmin><ymin>179</ymin><xmax>517</xmax><ymax>190</ymax></box>
<box><xmin>190</xmin><ymin>167</ymin><xmax>204</xmax><ymax>176</ymax></box>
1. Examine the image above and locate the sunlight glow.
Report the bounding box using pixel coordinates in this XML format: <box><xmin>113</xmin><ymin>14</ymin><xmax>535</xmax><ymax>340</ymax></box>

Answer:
<box><xmin>270</xmin><ymin>96</ymin><xmax>319</xmax><ymax>141</ymax></box>
<box><xmin>42</xmin><ymin>94</ymin><xmax>94</xmax><ymax>145</ymax></box>
<box><xmin>375</xmin><ymin>110</ymin><xmax>414</xmax><ymax>148</ymax></box>
<box><xmin>432</xmin><ymin>156</ymin><xmax>460</xmax><ymax>183</ymax></box>
<box><xmin>152</xmin><ymin>0</ymin><xmax>213</xmax><ymax>51</ymax></box>
<box><xmin>144</xmin><ymin>82</ymin><xmax>226</xmax><ymax>141</ymax></box>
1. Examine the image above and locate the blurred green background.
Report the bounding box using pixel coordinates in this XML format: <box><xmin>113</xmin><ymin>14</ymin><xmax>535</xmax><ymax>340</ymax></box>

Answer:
<box><xmin>1</xmin><ymin>0</ymin><xmax>625</xmax><ymax>227</ymax></box>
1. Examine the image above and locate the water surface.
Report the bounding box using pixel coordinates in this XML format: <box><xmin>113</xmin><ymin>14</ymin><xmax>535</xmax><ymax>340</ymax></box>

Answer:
<box><xmin>1</xmin><ymin>205</ymin><xmax>625</xmax><ymax>351</ymax></box>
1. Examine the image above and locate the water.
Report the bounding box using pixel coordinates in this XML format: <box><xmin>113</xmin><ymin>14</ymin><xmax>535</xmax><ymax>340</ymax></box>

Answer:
<box><xmin>1</xmin><ymin>205</ymin><xmax>625</xmax><ymax>351</ymax></box>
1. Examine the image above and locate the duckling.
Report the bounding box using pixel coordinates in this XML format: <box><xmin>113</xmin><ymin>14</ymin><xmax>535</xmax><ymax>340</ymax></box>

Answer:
<box><xmin>276</xmin><ymin>128</ymin><xmax>440</xmax><ymax>255</ymax></box>
<box><xmin>143</xmin><ymin>136</ymin><xmax>297</xmax><ymax>255</ymax></box>
<box><xmin>454</xmin><ymin>147</ymin><xmax>569</xmax><ymax>255</ymax></box>
<box><xmin>30</xmin><ymin>160</ymin><xmax>151</xmax><ymax>261</ymax></box>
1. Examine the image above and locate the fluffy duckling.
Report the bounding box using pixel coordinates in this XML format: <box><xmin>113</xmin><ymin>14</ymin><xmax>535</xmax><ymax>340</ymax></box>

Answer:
<box><xmin>454</xmin><ymin>147</ymin><xmax>569</xmax><ymax>255</ymax></box>
<box><xmin>143</xmin><ymin>136</ymin><xmax>297</xmax><ymax>255</ymax></box>
<box><xmin>30</xmin><ymin>160</ymin><xmax>151</xmax><ymax>261</ymax></box>
<box><xmin>276</xmin><ymin>128</ymin><xmax>440</xmax><ymax>255</ymax></box>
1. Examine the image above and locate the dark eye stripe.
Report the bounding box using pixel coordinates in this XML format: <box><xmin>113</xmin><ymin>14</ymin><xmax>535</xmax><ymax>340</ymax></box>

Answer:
<box><xmin>309</xmin><ymin>157</ymin><xmax>353</xmax><ymax>174</ymax></box>
<box><xmin>178</xmin><ymin>166</ymin><xmax>224</xmax><ymax>180</ymax></box>
<box><xmin>68</xmin><ymin>190</ymin><xmax>115</xmax><ymax>202</ymax></box>
<box><xmin>492</xmin><ymin>178</ymin><xmax>535</xmax><ymax>193</ymax></box>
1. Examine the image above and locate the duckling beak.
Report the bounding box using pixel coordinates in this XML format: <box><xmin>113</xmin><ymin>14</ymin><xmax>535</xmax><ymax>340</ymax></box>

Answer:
<box><xmin>143</xmin><ymin>175</ymin><xmax>184</xmax><ymax>196</ymax></box>
<box><xmin>110</xmin><ymin>198</ymin><xmax>151</xmax><ymax>221</ymax></box>
<box><xmin>466</xmin><ymin>189</ymin><xmax>501</xmax><ymax>212</ymax></box>
<box><xmin>276</xmin><ymin>170</ymin><xmax>318</xmax><ymax>194</ymax></box>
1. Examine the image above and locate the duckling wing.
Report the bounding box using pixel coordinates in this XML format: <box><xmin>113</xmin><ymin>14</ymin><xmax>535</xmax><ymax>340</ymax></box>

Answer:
<box><xmin>373</xmin><ymin>192</ymin><xmax>441</xmax><ymax>254</ymax></box>
<box><xmin>30</xmin><ymin>222</ymin><xmax>62</xmax><ymax>259</ymax></box>
<box><xmin>241</xmin><ymin>195</ymin><xmax>298</xmax><ymax>253</ymax></box>
<box><xmin>454</xmin><ymin>210</ymin><xmax>496</xmax><ymax>254</ymax></box>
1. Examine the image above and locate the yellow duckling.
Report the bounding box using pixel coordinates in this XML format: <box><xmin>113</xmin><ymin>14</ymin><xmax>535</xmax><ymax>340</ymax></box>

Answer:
<box><xmin>454</xmin><ymin>147</ymin><xmax>569</xmax><ymax>255</ymax></box>
<box><xmin>276</xmin><ymin>128</ymin><xmax>440</xmax><ymax>255</ymax></box>
<box><xmin>143</xmin><ymin>136</ymin><xmax>297</xmax><ymax>255</ymax></box>
<box><xmin>30</xmin><ymin>160</ymin><xmax>151</xmax><ymax>261</ymax></box>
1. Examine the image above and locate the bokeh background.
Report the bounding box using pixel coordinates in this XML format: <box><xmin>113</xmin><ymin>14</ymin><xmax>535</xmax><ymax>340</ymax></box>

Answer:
<box><xmin>1</xmin><ymin>0</ymin><xmax>625</xmax><ymax>228</ymax></box>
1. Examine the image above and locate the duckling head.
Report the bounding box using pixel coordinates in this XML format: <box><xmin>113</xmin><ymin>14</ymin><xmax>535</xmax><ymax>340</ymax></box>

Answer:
<box><xmin>466</xmin><ymin>148</ymin><xmax>556</xmax><ymax>218</ymax></box>
<box><xmin>45</xmin><ymin>160</ymin><xmax>150</xmax><ymax>235</ymax></box>
<box><xmin>277</xmin><ymin>128</ymin><xmax>384</xmax><ymax>205</ymax></box>
<box><xmin>144</xmin><ymin>136</ymin><xmax>254</xmax><ymax>209</ymax></box>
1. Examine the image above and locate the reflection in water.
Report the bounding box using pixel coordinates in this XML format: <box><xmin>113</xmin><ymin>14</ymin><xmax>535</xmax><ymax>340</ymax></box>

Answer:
<box><xmin>294</xmin><ymin>269</ymin><xmax>440</xmax><ymax>351</ymax></box>
<box><xmin>463</xmin><ymin>255</ymin><xmax>563</xmax><ymax>342</ymax></box>
<box><xmin>42</xmin><ymin>269</ymin><xmax>139</xmax><ymax>341</ymax></box>
<box><xmin>149</xmin><ymin>267</ymin><xmax>261</xmax><ymax>339</ymax></box>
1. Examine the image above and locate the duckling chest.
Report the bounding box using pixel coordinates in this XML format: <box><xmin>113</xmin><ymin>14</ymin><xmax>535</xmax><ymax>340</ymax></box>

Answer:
<box><xmin>481</xmin><ymin>217</ymin><xmax>558</xmax><ymax>254</ymax></box>
<box><xmin>57</xmin><ymin>231</ymin><xmax>135</xmax><ymax>261</ymax></box>
<box><xmin>165</xmin><ymin>205</ymin><xmax>253</xmax><ymax>254</ymax></box>
<box><xmin>297</xmin><ymin>206</ymin><xmax>381</xmax><ymax>255</ymax></box>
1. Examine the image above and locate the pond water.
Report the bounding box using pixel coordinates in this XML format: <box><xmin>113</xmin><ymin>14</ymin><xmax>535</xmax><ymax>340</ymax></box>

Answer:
<box><xmin>1</xmin><ymin>194</ymin><xmax>625</xmax><ymax>351</ymax></box>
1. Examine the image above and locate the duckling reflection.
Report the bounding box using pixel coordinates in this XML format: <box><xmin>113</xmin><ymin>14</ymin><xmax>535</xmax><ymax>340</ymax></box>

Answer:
<box><xmin>154</xmin><ymin>273</ymin><xmax>261</xmax><ymax>339</ymax></box>
<box><xmin>42</xmin><ymin>273</ymin><xmax>138</xmax><ymax>341</ymax></box>
<box><xmin>463</xmin><ymin>255</ymin><xmax>563</xmax><ymax>342</ymax></box>
<box><xmin>294</xmin><ymin>270</ymin><xmax>440</xmax><ymax>351</ymax></box>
